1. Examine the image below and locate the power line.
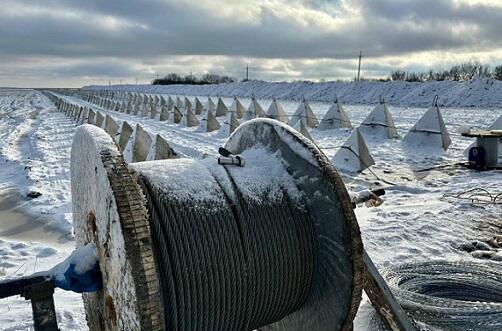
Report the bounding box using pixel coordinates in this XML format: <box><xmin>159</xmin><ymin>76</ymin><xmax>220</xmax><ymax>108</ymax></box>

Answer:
<box><xmin>357</xmin><ymin>51</ymin><xmax>362</xmax><ymax>81</ymax></box>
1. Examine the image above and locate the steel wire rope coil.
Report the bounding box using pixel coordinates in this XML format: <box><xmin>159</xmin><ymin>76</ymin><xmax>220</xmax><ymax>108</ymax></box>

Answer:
<box><xmin>135</xmin><ymin>159</ymin><xmax>316</xmax><ymax>331</ymax></box>
<box><xmin>376</xmin><ymin>260</ymin><xmax>502</xmax><ymax>331</ymax></box>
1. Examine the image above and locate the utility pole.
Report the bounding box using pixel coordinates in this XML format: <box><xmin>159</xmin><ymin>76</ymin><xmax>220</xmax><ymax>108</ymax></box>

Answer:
<box><xmin>357</xmin><ymin>51</ymin><xmax>362</xmax><ymax>81</ymax></box>
<box><xmin>135</xmin><ymin>77</ymin><xmax>138</xmax><ymax>85</ymax></box>
<box><xmin>108</xmin><ymin>80</ymin><xmax>111</xmax><ymax>86</ymax></box>
<box><xmin>246</xmin><ymin>64</ymin><xmax>249</xmax><ymax>81</ymax></box>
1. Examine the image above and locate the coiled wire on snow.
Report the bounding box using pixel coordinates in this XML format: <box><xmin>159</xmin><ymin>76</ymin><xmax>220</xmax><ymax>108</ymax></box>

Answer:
<box><xmin>380</xmin><ymin>261</ymin><xmax>502</xmax><ymax>331</ymax></box>
<box><xmin>138</xmin><ymin>169</ymin><xmax>317</xmax><ymax>331</ymax></box>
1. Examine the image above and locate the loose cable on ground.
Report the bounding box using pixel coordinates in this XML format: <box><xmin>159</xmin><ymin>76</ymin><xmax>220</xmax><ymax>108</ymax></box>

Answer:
<box><xmin>373</xmin><ymin>261</ymin><xmax>502</xmax><ymax>331</ymax></box>
<box><xmin>442</xmin><ymin>187</ymin><xmax>502</xmax><ymax>205</ymax></box>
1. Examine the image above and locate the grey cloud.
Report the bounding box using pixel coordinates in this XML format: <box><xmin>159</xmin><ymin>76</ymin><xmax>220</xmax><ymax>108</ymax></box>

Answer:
<box><xmin>2</xmin><ymin>0</ymin><xmax>501</xmax><ymax>59</ymax></box>
<box><xmin>1</xmin><ymin>0</ymin><xmax>502</xmax><ymax>86</ymax></box>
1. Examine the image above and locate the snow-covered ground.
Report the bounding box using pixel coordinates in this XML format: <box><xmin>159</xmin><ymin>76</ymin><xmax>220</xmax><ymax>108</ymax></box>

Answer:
<box><xmin>88</xmin><ymin>78</ymin><xmax>502</xmax><ymax>108</ymax></box>
<box><xmin>0</xmin><ymin>87</ymin><xmax>501</xmax><ymax>330</ymax></box>
<box><xmin>0</xmin><ymin>89</ymin><xmax>85</xmax><ymax>330</ymax></box>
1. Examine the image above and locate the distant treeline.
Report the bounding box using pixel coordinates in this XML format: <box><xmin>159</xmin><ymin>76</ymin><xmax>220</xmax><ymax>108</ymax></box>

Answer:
<box><xmin>151</xmin><ymin>61</ymin><xmax>502</xmax><ymax>85</ymax></box>
<box><xmin>390</xmin><ymin>61</ymin><xmax>502</xmax><ymax>82</ymax></box>
<box><xmin>152</xmin><ymin>73</ymin><xmax>237</xmax><ymax>85</ymax></box>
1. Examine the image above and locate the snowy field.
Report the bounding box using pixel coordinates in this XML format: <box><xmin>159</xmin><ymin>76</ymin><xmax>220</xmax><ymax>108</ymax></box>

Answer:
<box><xmin>0</xmin><ymin>87</ymin><xmax>501</xmax><ymax>330</ymax></box>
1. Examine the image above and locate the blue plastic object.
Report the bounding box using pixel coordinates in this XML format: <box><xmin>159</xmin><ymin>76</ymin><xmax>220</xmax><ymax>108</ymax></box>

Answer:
<box><xmin>53</xmin><ymin>261</ymin><xmax>102</xmax><ymax>293</ymax></box>
<box><xmin>468</xmin><ymin>146</ymin><xmax>486</xmax><ymax>168</ymax></box>
<box><xmin>49</xmin><ymin>243</ymin><xmax>102</xmax><ymax>293</ymax></box>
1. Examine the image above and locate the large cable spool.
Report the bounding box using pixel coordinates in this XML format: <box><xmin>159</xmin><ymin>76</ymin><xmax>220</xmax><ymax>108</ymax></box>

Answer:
<box><xmin>71</xmin><ymin>119</ymin><xmax>363</xmax><ymax>331</ymax></box>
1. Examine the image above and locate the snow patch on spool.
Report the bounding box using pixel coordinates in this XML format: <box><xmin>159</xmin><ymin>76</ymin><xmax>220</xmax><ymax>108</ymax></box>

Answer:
<box><xmin>130</xmin><ymin>158</ymin><xmax>226</xmax><ymax>206</ymax></box>
<box><xmin>207</xmin><ymin>147</ymin><xmax>305</xmax><ymax>204</ymax></box>
<box><xmin>226</xmin><ymin>118</ymin><xmax>319</xmax><ymax>167</ymax></box>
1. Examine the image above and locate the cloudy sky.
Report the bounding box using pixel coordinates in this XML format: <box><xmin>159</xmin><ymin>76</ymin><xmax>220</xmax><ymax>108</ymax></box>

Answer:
<box><xmin>1</xmin><ymin>0</ymin><xmax>502</xmax><ymax>87</ymax></box>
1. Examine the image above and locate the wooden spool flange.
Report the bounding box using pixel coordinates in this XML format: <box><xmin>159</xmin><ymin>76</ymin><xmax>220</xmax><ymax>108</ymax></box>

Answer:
<box><xmin>71</xmin><ymin>124</ymin><xmax>164</xmax><ymax>331</ymax></box>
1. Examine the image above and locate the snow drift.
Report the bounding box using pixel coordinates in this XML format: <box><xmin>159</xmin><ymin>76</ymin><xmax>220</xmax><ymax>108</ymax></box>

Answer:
<box><xmin>87</xmin><ymin>78</ymin><xmax>502</xmax><ymax>108</ymax></box>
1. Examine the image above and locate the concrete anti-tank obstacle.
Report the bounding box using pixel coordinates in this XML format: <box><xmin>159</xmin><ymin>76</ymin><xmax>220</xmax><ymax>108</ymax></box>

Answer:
<box><xmin>87</xmin><ymin>109</ymin><xmax>96</xmax><ymax>124</ymax></box>
<box><xmin>197</xmin><ymin>108</ymin><xmax>221</xmax><ymax>132</ymax></box>
<box><xmin>95</xmin><ymin>111</ymin><xmax>105</xmax><ymax>128</ymax></box>
<box><xmin>403</xmin><ymin>96</ymin><xmax>451</xmax><ymax>151</ymax></box>
<box><xmin>318</xmin><ymin>99</ymin><xmax>352</xmax><ymax>130</ymax></box>
<box><xmin>194</xmin><ymin>97</ymin><xmax>204</xmax><ymax>115</ymax></box>
<box><xmin>126</xmin><ymin>102</ymin><xmax>133</xmax><ymax>114</ymax></box>
<box><xmin>184</xmin><ymin>97</ymin><xmax>192</xmax><ymax>110</ymax></box>
<box><xmin>81</xmin><ymin>107</ymin><xmax>90</xmax><ymax>125</ymax></box>
<box><xmin>266</xmin><ymin>98</ymin><xmax>289</xmax><ymax>123</ymax></box>
<box><xmin>159</xmin><ymin>105</ymin><xmax>169</xmax><ymax>122</ymax></box>
<box><xmin>173</xmin><ymin>106</ymin><xmax>182</xmax><ymax>124</ymax></box>
<box><xmin>75</xmin><ymin>106</ymin><xmax>83</xmax><ymax>122</ymax></box>
<box><xmin>167</xmin><ymin>96</ymin><xmax>174</xmax><ymax>110</ymax></box>
<box><xmin>104</xmin><ymin>115</ymin><xmax>119</xmax><ymax>140</ymax></box>
<box><xmin>218</xmin><ymin>110</ymin><xmax>240</xmax><ymax>136</ymax></box>
<box><xmin>179</xmin><ymin>108</ymin><xmax>199</xmax><ymax>127</ymax></box>
<box><xmin>332</xmin><ymin>128</ymin><xmax>375</xmax><ymax>172</ymax></box>
<box><xmin>359</xmin><ymin>98</ymin><xmax>398</xmax><ymax>139</ymax></box>
<box><xmin>133</xmin><ymin>124</ymin><xmax>153</xmax><ymax>163</ymax></box>
<box><xmin>159</xmin><ymin>96</ymin><xmax>166</xmax><ymax>107</ymax></box>
<box><xmin>150</xmin><ymin>105</ymin><xmax>158</xmax><ymax>120</ymax></box>
<box><xmin>141</xmin><ymin>104</ymin><xmax>150</xmax><ymax>118</ymax></box>
<box><xmin>154</xmin><ymin>134</ymin><xmax>178</xmax><ymax>160</ymax></box>
<box><xmin>118</xmin><ymin>121</ymin><xmax>133</xmax><ymax>152</ymax></box>
<box><xmin>289</xmin><ymin>98</ymin><xmax>319</xmax><ymax>128</ymax></box>
<box><xmin>229</xmin><ymin>96</ymin><xmax>245</xmax><ymax>119</ymax></box>
<box><xmin>215</xmin><ymin>97</ymin><xmax>228</xmax><ymax>117</ymax></box>
<box><xmin>133</xmin><ymin>102</ymin><xmax>141</xmax><ymax>116</ymax></box>
<box><xmin>292</xmin><ymin>120</ymin><xmax>314</xmax><ymax>141</ymax></box>
<box><xmin>175</xmin><ymin>96</ymin><xmax>183</xmax><ymax>109</ymax></box>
